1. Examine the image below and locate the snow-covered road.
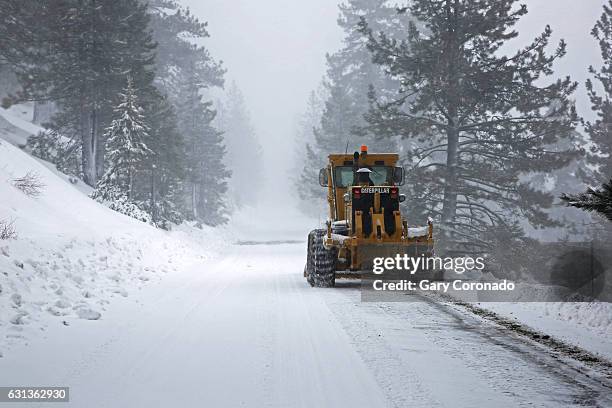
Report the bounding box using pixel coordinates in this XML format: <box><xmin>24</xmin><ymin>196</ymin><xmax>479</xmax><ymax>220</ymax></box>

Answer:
<box><xmin>1</xmin><ymin>241</ymin><xmax>611</xmax><ymax>408</ymax></box>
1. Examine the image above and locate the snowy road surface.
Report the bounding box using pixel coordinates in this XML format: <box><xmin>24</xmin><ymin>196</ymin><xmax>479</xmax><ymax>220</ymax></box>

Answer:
<box><xmin>1</xmin><ymin>241</ymin><xmax>611</xmax><ymax>408</ymax></box>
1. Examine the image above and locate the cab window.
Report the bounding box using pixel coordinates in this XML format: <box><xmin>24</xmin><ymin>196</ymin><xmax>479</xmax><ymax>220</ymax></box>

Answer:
<box><xmin>334</xmin><ymin>167</ymin><xmax>355</xmax><ymax>188</ymax></box>
<box><xmin>333</xmin><ymin>166</ymin><xmax>393</xmax><ymax>187</ymax></box>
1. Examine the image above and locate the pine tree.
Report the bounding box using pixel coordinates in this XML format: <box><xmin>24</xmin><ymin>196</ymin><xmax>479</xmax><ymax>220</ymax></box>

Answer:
<box><xmin>584</xmin><ymin>1</ymin><xmax>612</xmax><ymax>181</ymax></box>
<box><xmin>198</xmin><ymin>118</ymin><xmax>231</xmax><ymax>226</ymax></box>
<box><xmin>220</xmin><ymin>82</ymin><xmax>263</xmax><ymax>208</ymax></box>
<box><xmin>293</xmin><ymin>87</ymin><xmax>328</xmax><ymax>213</ymax></box>
<box><xmin>333</xmin><ymin>0</ymin><xmax>413</xmax><ymax>118</ymax></box>
<box><xmin>299</xmin><ymin>0</ymin><xmax>407</xmax><ymax>201</ymax></box>
<box><xmin>147</xmin><ymin>0</ymin><xmax>227</xmax><ymax>223</ymax></box>
<box><xmin>138</xmin><ymin>92</ymin><xmax>186</xmax><ymax>228</ymax></box>
<box><xmin>521</xmin><ymin>130</ymin><xmax>593</xmax><ymax>240</ymax></box>
<box><xmin>360</xmin><ymin>0</ymin><xmax>578</xmax><ymax>254</ymax></box>
<box><xmin>175</xmin><ymin>67</ymin><xmax>230</xmax><ymax>225</ymax></box>
<box><xmin>147</xmin><ymin>0</ymin><xmax>224</xmax><ymax>100</ymax></box>
<box><xmin>0</xmin><ymin>0</ymin><xmax>42</xmax><ymax>72</ymax></box>
<box><xmin>561</xmin><ymin>179</ymin><xmax>612</xmax><ymax>222</ymax></box>
<box><xmin>92</xmin><ymin>78</ymin><xmax>152</xmax><ymax>222</ymax></box>
<box><xmin>6</xmin><ymin>0</ymin><xmax>157</xmax><ymax>187</ymax></box>
<box><xmin>27</xmin><ymin>128</ymin><xmax>82</xmax><ymax>177</ymax></box>
<box><xmin>294</xmin><ymin>88</ymin><xmax>327</xmax><ymax>167</ymax></box>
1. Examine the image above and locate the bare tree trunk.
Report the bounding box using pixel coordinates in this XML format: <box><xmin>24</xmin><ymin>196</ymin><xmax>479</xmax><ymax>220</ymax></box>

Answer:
<box><xmin>150</xmin><ymin>166</ymin><xmax>156</xmax><ymax>224</ymax></box>
<box><xmin>33</xmin><ymin>101</ymin><xmax>40</xmax><ymax>124</ymax></box>
<box><xmin>78</xmin><ymin>0</ymin><xmax>99</xmax><ymax>187</ymax></box>
<box><xmin>93</xmin><ymin>108</ymin><xmax>106</xmax><ymax>181</ymax></box>
<box><xmin>128</xmin><ymin>170</ymin><xmax>133</xmax><ymax>200</ymax></box>
<box><xmin>80</xmin><ymin>106</ymin><xmax>97</xmax><ymax>187</ymax></box>
<box><xmin>441</xmin><ymin>0</ymin><xmax>459</xmax><ymax>226</ymax></box>
<box><xmin>192</xmin><ymin>183</ymin><xmax>198</xmax><ymax>220</ymax></box>
<box><xmin>442</xmin><ymin>122</ymin><xmax>459</xmax><ymax>224</ymax></box>
<box><xmin>87</xmin><ymin>0</ymin><xmax>102</xmax><ymax>185</ymax></box>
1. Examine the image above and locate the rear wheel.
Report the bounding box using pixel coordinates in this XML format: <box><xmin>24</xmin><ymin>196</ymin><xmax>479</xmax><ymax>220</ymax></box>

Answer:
<box><xmin>307</xmin><ymin>229</ymin><xmax>337</xmax><ymax>288</ymax></box>
<box><xmin>305</xmin><ymin>231</ymin><xmax>316</xmax><ymax>286</ymax></box>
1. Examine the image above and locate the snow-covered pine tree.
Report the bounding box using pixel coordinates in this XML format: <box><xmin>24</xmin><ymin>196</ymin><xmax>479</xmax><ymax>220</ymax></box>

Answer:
<box><xmin>360</xmin><ymin>0</ymin><xmax>578</xmax><ymax>257</ymax></box>
<box><xmin>27</xmin><ymin>128</ymin><xmax>81</xmax><ymax>177</ymax></box>
<box><xmin>92</xmin><ymin>77</ymin><xmax>152</xmax><ymax>223</ymax></box>
<box><xmin>219</xmin><ymin>82</ymin><xmax>263</xmax><ymax>208</ymax></box>
<box><xmin>584</xmin><ymin>1</ymin><xmax>612</xmax><ymax>182</ymax></box>
<box><xmin>561</xmin><ymin>179</ymin><xmax>612</xmax><ymax>222</ymax></box>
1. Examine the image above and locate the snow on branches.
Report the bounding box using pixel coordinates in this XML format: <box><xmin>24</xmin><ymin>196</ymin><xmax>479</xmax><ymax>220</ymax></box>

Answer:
<box><xmin>561</xmin><ymin>179</ymin><xmax>612</xmax><ymax>222</ymax></box>
<box><xmin>92</xmin><ymin>77</ymin><xmax>152</xmax><ymax>223</ymax></box>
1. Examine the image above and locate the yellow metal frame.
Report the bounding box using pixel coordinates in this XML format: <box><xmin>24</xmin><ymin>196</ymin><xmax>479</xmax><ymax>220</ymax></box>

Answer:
<box><xmin>323</xmin><ymin>152</ymin><xmax>434</xmax><ymax>271</ymax></box>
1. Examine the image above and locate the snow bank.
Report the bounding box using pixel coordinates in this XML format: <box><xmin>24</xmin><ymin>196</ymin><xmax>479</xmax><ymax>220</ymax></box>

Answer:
<box><xmin>481</xmin><ymin>301</ymin><xmax>612</xmax><ymax>360</ymax></box>
<box><xmin>0</xmin><ymin>138</ymin><xmax>225</xmax><ymax>356</ymax></box>
<box><xmin>0</xmin><ymin>106</ymin><xmax>40</xmax><ymax>147</ymax></box>
<box><xmin>442</xmin><ymin>271</ymin><xmax>612</xmax><ymax>360</ymax></box>
<box><xmin>0</xmin><ymin>104</ymin><xmax>42</xmax><ymax>139</ymax></box>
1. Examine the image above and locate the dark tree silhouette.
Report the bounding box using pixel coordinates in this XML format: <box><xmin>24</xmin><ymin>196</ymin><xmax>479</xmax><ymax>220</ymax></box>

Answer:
<box><xmin>561</xmin><ymin>179</ymin><xmax>612</xmax><ymax>222</ymax></box>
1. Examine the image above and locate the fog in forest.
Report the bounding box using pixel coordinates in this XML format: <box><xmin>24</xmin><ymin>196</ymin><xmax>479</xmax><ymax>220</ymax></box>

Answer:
<box><xmin>186</xmin><ymin>0</ymin><xmax>604</xmax><ymax>196</ymax></box>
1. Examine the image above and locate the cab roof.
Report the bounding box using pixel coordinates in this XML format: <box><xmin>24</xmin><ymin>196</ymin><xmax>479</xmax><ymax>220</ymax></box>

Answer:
<box><xmin>328</xmin><ymin>153</ymin><xmax>399</xmax><ymax>167</ymax></box>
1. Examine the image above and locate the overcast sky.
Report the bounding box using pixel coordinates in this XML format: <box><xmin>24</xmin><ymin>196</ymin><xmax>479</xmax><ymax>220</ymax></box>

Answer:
<box><xmin>182</xmin><ymin>0</ymin><xmax>342</xmax><ymax>187</ymax></box>
<box><xmin>182</xmin><ymin>0</ymin><xmax>606</xmax><ymax>177</ymax></box>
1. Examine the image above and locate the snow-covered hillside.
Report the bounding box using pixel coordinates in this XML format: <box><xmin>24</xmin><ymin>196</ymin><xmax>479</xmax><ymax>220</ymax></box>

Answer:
<box><xmin>0</xmin><ymin>109</ymin><xmax>227</xmax><ymax>358</ymax></box>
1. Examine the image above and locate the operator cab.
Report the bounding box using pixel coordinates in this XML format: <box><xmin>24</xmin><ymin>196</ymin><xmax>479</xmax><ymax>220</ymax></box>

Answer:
<box><xmin>318</xmin><ymin>146</ymin><xmax>406</xmax><ymax>237</ymax></box>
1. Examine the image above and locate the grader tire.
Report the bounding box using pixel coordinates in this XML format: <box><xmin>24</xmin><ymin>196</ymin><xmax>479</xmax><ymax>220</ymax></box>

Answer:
<box><xmin>306</xmin><ymin>230</ymin><xmax>316</xmax><ymax>287</ymax></box>
<box><xmin>308</xmin><ymin>229</ymin><xmax>337</xmax><ymax>288</ymax></box>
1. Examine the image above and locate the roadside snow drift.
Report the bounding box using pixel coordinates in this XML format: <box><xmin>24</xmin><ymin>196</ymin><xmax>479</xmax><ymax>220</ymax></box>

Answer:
<box><xmin>0</xmin><ymin>137</ymin><xmax>219</xmax><ymax>357</ymax></box>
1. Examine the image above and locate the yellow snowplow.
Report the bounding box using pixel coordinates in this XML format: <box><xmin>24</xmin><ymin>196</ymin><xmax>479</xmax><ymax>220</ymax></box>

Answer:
<box><xmin>305</xmin><ymin>145</ymin><xmax>434</xmax><ymax>287</ymax></box>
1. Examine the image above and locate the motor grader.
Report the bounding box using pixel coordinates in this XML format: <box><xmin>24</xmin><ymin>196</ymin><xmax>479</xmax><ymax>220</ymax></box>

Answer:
<box><xmin>305</xmin><ymin>145</ymin><xmax>434</xmax><ymax>287</ymax></box>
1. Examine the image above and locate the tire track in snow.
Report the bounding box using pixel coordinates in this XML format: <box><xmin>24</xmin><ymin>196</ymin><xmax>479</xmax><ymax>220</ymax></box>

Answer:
<box><xmin>212</xmin><ymin>243</ymin><xmax>390</xmax><ymax>408</ymax></box>
<box><xmin>320</xmin><ymin>283</ymin><xmax>612</xmax><ymax>408</ymax></box>
<box><xmin>55</xmin><ymin>251</ymin><xmax>245</xmax><ymax>408</ymax></box>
